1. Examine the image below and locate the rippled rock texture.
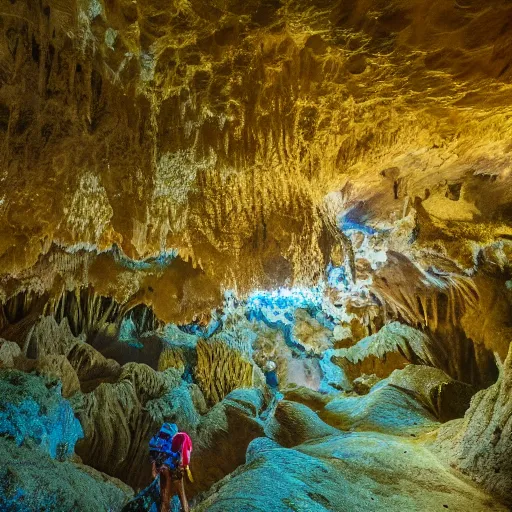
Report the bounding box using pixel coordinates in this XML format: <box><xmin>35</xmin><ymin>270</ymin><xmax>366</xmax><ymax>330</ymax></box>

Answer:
<box><xmin>195</xmin><ymin>434</ymin><xmax>507</xmax><ymax>512</ymax></box>
<box><xmin>0</xmin><ymin>292</ymin><xmax>510</xmax><ymax>510</ymax></box>
<box><xmin>1</xmin><ymin>0</ymin><xmax>512</xmax><ymax>318</ymax></box>
<box><xmin>434</xmin><ymin>342</ymin><xmax>512</xmax><ymax>507</ymax></box>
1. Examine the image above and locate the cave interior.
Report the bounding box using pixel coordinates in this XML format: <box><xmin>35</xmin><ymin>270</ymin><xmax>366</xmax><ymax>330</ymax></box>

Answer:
<box><xmin>0</xmin><ymin>0</ymin><xmax>512</xmax><ymax>511</ymax></box>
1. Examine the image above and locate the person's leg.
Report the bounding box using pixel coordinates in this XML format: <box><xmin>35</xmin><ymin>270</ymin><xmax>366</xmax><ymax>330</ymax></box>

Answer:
<box><xmin>159</xmin><ymin>467</ymin><xmax>173</xmax><ymax>512</ymax></box>
<box><xmin>172</xmin><ymin>478</ymin><xmax>189</xmax><ymax>512</ymax></box>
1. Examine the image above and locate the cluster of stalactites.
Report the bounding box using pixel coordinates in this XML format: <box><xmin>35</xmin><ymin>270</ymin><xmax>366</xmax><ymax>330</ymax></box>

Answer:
<box><xmin>372</xmin><ymin>253</ymin><xmax>479</xmax><ymax>333</ymax></box>
<box><xmin>0</xmin><ymin>287</ymin><xmax>162</xmax><ymax>341</ymax></box>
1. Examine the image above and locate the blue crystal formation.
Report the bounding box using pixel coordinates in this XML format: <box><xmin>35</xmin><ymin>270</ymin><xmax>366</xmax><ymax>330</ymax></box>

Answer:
<box><xmin>0</xmin><ymin>370</ymin><xmax>83</xmax><ymax>460</ymax></box>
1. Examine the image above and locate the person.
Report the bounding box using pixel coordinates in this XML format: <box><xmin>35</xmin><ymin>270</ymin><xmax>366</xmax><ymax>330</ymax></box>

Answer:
<box><xmin>149</xmin><ymin>423</ymin><xmax>193</xmax><ymax>512</ymax></box>
<box><xmin>263</xmin><ymin>360</ymin><xmax>278</xmax><ymax>389</ymax></box>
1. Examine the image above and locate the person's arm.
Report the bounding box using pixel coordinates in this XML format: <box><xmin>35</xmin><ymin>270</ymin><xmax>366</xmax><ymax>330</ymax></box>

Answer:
<box><xmin>151</xmin><ymin>461</ymin><xmax>158</xmax><ymax>479</ymax></box>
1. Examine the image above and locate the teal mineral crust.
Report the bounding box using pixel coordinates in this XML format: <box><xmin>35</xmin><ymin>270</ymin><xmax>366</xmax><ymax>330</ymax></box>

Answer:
<box><xmin>0</xmin><ymin>370</ymin><xmax>82</xmax><ymax>460</ymax></box>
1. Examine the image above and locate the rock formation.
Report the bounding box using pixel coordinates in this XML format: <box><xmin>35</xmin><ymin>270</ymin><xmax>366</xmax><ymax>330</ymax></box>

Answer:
<box><xmin>0</xmin><ymin>0</ymin><xmax>511</xmax><ymax>315</ymax></box>
<box><xmin>0</xmin><ymin>370</ymin><xmax>132</xmax><ymax>510</ymax></box>
<box><xmin>433</xmin><ymin>342</ymin><xmax>512</xmax><ymax>507</ymax></box>
<box><xmin>0</xmin><ymin>438</ymin><xmax>132</xmax><ymax>512</ymax></box>
<box><xmin>195</xmin><ymin>430</ymin><xmax>506</xmax><ymax>512</ymax></box>
<box><xmin>194</xmin><ymin>338</ymin><xmax>256</xmax><ymax>405</ymax></box>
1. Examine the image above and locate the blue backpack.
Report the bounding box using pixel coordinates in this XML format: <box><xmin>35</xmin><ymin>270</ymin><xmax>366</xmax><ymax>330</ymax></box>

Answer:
<box><xmin>149</xmin><ymin>423</ymin><xmax>180</xmax><ymax>469</ymax></box>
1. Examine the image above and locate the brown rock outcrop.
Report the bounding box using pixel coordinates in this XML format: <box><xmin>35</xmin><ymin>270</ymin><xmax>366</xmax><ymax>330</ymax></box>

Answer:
<box><xmin>32</xmin><ymin>354</ymin><xmax>81</xmax><ymax>398</ymax></box>
<box><xmin>268</xmin><ymin>400</ymin><xmax>339</xmax><ymax>448</ymax></box>
<box><xmin>433</xmin><ymin>343</ymin><xmax>512</xmax><ymax>507</ymax></box>
<box><xmin>67</xmin><ymin>340</ymin><xmax>121</xmax><ymax>391</ymax></box>
<box><xmin>0</xmin><ymin>338</ymin><xmax>22</xmax><ymax>368</ymax></box>
<box><xmin>387</xmin><ymin>365</ymin><xmax>475</xmax><ymax>422</ymax></box>
<box><xmin>332</xmin><ymin>322</ymin><xmax>443</xmax><ymax>383</ymax></box>
<box><xmin>71</xmin><ymin>364</ymin><xmax>182</xmax><ymax>489</ymax></box>
<box><xmin>24</xmin><ymin>316</ymin><xmax>81</xmax><ymax>359</ymax></box>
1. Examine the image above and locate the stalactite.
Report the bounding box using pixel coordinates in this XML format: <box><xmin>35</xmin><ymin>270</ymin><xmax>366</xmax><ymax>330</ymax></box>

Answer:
<box><xmin>372</xmin><ymin>253</ymin><xmax>481</xmax><ymax>334</ymax></box>
<box><xmin>448</xmin><ymin>286</ymin><xmax>456</xmax><ymax>327</ymax></box>
<box><xmin>59</xmin><ymin>291</ymin><xmax>66</xmax><ymax>326</ymax></box>
<box><xmin>419</xmin><ymin>295</ymin><xmax>429</xmax><ymax>327</ymax></box>
<box><xmin>431</xmin><ymin>294</ymin><xmax>439</xmax><ymax>332</ymax></box>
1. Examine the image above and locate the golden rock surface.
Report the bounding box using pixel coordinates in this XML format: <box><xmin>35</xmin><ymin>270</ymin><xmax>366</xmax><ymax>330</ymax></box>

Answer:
<box><xmin>1</xmin><ymin>0</ymin><xmax>511</xmax><ymax>317</ymax></box>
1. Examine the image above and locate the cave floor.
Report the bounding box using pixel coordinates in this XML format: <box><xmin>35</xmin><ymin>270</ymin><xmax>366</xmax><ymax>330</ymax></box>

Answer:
<box><xmin>193</xmin><ymin>423</ymin><xmax>506</xmax><ymax>512</ymax></box>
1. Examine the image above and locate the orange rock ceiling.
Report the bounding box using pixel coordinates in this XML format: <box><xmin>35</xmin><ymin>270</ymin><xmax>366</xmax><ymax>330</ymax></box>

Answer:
<box><xmin>1</xmin><ymin>0</ymin><xmax>512</xmax><ymax>319</ymax></box>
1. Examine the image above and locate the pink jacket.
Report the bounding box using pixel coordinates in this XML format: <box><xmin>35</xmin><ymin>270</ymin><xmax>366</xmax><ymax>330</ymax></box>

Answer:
<box><xmin>171</xmin><ymin>432</ymin><xmax>193</xmax><ymax>466</ymax></box>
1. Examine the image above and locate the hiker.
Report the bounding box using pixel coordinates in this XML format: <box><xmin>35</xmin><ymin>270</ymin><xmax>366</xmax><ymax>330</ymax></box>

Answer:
<box><xmin>149</xmin><ymin>423</ymin><xmax>193</xmax><ymax>512</ymax></box>
<box><xmin>263</xmin><ymin>360</ymin><xmax>278</xmax><ymax>389</ymax></box>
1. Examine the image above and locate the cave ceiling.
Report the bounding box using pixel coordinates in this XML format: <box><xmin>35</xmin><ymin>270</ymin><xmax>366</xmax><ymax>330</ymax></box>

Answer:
<box><xmin>1</xmin><ymin>0</ymin><xmax>512</xmax><ymax>320</ymax></box>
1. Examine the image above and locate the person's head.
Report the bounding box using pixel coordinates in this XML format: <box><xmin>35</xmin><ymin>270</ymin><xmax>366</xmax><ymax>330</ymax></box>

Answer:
<box><xmin>264</xmin><ymin>360</ymin><xmax>277</xmax><ymax>372</ymax></box>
